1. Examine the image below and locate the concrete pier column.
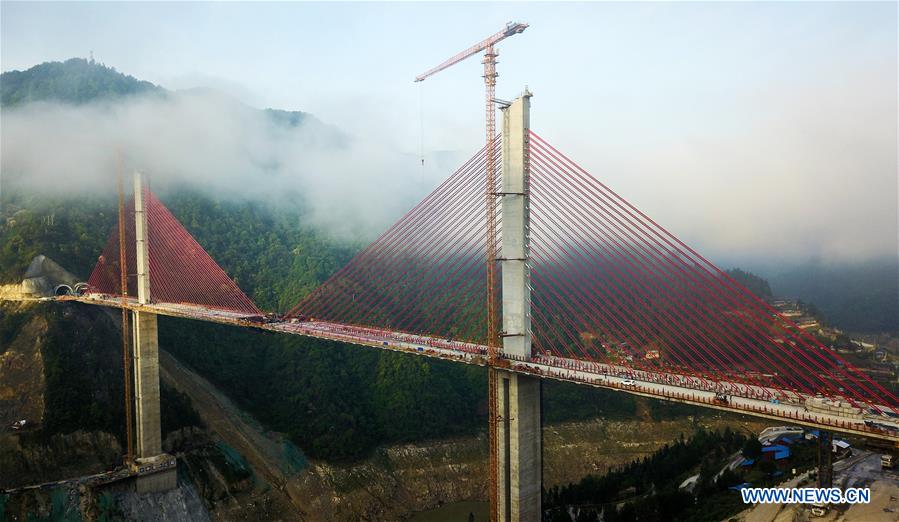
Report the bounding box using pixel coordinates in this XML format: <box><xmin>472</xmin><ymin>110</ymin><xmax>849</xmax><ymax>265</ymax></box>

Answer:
<box><xmin>132</xmin><ymin>310</ymin><xmax>162</xmax><ymax>458</ymax></box>
<box><xmin>131</xmin><ymin>172</ymin><xmax>176</xmax><ymax>492</ymax></box>
<box><xmin>494</xmin><ymin>92</ymin><xmax>542</xmax><ymax>521</ymax></box>
<box><xmin>496</xmin><ymin>371</ymin><xmax>542</xmax><ymax>521</ymax></box>
<box><xmin>817</xmin><ymin>430</ymin><xmax>834</xmax><ymax>489</ymax></box>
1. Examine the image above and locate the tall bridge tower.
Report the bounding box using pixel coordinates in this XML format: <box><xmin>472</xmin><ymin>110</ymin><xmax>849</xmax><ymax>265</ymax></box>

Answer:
<box><xmin>131</xmin><ymin>172</ymin><xmax>177</xmax><ymax>492</ymax></box>
<box><xmin>493</xmin><ymin>92</ymin><xmax>542</xmax><ymax>521</ymax></box>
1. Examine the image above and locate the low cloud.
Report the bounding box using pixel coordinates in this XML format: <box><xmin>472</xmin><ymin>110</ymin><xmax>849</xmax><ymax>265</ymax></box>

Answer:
<box><xmin>562</xmin><ymin>63</ymin><xmax>898</xmax><ymax>266</ymax></box>
<box><xmin>1</xmin><ymin>90</ymin><xmax>458</xmax><ymax>240</ymax></box>
<box><xmin>1</xmin><ymin>72</ymin><xmax>896</xmax><ymax>265</ymax></box>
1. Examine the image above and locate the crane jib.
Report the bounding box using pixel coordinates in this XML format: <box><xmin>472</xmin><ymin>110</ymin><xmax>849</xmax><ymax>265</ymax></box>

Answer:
<box><xmin>413</xmin><ymin>21</ymin><xmax>528</xmax><ymax>82</ymax></box>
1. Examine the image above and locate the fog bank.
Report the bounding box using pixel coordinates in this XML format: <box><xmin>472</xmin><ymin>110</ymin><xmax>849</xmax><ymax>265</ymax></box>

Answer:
<box><xmin>1</xmin><ymin>90</ymin><xmax>458</xmax><ymax>240</ymax></box>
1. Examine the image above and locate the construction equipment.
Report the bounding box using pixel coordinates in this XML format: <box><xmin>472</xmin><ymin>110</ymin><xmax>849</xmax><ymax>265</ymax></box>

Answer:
<box><xmin>413</xmin><ymin>21</ymin><xmax>528</xmax><ymax>361</ymax></box>
<box><xmin>117</xmin><ymin>157</ymin><xmax>134</xmax><ymax>465</ymax></box>
<box><xmin>415</xmin><ymin>21</ymin><xmax>528</xmax><ymax>522</ymax></box>
<box><xmin>414</xmin><ymin>22</ymin><xmax>528</xmax><ymax>83</ymax></box>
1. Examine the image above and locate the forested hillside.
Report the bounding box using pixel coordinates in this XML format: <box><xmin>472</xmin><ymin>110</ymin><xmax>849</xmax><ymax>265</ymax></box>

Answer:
<box><xmin>1</xmin><ymin>57</ymin><xmax>318</xmax><ymax>136</ymax></box>
<box><xmin>771</xmin><ymin>259</ymin><xmax>899</xmax><ymax>334</ymax></box>
<box><xmin>1</xmin><ymin>58</ymin><xmax>160</xmax><ymax>106</ymax></box>
<box><xmin>724</xmin><ymin>268</ymin><xmax>772</xmax><ymax>299</ymax></box>
<box><xmin>0</xmin><ymin>193</ymin><xmax>117</xmax><ymax>284</ymax></box>
<box><xmin>544</xmin><ymin>428</ymin><xmax>750</xmax><ymax>522</ymax></box>
<box><xmin>0</xmin><ymin>188</ymin><xmax>354</xmax><ymax>311</ymax></box>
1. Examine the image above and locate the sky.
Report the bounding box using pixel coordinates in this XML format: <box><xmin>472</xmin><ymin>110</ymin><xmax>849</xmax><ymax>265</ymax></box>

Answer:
<box><xmin>1</xmin><ymin>1</ymin><xmax>897</xmax><ymax>266</ymax></box>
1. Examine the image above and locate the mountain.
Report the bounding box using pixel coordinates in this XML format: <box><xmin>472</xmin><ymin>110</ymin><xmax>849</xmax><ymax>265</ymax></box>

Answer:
<box><xmin>0</xmin><ymin>58</ymin><xmax>336</xmax><ymax>139</ymax></box>
<box><xmin>724</xmin><ymin>268</ymin><xmax>772</xmax><ymax>299</ymax></box>
<box><xmin>770</xmin><ymin>258</ymin><xmax>899</xmax><ymax>334</ymax></box>
<box><xmin>1</xmin><ymin>58</ymin><xmax>161</xmax><ymax>106</ymax></box>
<box><xmin>0</xmin><ymin>58</ymin><xmax>348</xmax><ymax>307</ymax></box>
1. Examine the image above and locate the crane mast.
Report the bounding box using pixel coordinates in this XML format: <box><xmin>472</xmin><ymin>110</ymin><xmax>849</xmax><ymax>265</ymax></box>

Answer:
<box><xmin>414</xmin><ymin>22</ymin><xmax>528</xmax><ymax>522</ymax></box>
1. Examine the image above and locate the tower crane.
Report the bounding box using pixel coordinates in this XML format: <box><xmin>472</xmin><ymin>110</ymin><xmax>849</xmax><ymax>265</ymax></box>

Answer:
<box><xmin>415</xmin><ymin>21</ymin><xmax>528</xmax><ymax>522</ymax></box>
<box><xmin>414</xmin><ymin>22</ymin><xmax>528</xmax><ymax>83</ymax></box>
<box><xmin>414</xmin><ymin>19</ymin><xmax>528</xmax><ymax>363</ymax></box>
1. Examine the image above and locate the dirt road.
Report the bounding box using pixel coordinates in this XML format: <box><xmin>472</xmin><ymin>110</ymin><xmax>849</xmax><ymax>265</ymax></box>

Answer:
<box><xmin>158</xmin><ymin>350</ymin><xmax>307</xmax><ymax>517</ymax></box>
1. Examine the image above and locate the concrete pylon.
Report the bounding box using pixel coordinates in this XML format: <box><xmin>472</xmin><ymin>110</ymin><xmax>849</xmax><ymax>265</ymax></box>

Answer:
<box><xmin>500</xmin><ymin>92</ymin><xmax>532</xmax><ymax>361</ymax></box>
<box><xmin>495</xmin><ymin>92</ymin><xmax>542</xmax><ymax>522</ymax></box>
<box><xmin>131</xmin><ymin>172</ymin><xmax>176</xmax><ymax>492</ymax></box>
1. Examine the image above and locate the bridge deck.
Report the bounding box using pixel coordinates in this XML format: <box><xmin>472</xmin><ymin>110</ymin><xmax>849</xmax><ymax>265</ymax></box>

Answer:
<box><xmin>62</xmin><ymin>294</ymin><xmax>899</xmax><ymax>444</ymax></box>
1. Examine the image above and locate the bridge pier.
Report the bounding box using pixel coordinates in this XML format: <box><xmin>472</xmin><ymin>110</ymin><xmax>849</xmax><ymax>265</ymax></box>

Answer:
<box><xmin>131</xmin><ymin>172</ymin><xmax>176</xmax><ymax>493</ymax></box>
<box><xmin>133</xmin><ymin>311</ymin><xmax>162</xmax><ymax>458</ymax></box>
<box><xmin>495</xmin><ymin>371</ymin><xmax>542</xmax><ymax>521</ymax></box>
<box><xmin>492</xmin><ymin>91</ymin><xmax>542</xmax><ymax>521</ymax></box>
<box><xmin>817</xmin><ymin>430</ymin><xmax>834</xmax><ymax>489</ymax></box>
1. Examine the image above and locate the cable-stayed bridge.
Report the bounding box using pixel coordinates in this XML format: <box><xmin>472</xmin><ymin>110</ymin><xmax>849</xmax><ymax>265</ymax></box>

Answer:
<box><xmin>47</xmin><ymin>95</ymin><xmax>896</xmax><ymax>518</ymax></box>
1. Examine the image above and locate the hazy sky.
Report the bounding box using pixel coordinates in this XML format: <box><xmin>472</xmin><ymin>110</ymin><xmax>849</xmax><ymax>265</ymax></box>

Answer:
<box><xmin>1</xmin><ymin>1</ymin><xmax>896</xmax><ymax>265</ymax></box>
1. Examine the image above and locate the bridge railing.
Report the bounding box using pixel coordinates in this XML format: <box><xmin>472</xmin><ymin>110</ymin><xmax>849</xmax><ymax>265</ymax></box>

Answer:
<box><xmin>514</xmin><ymin>359</ymin><xmax>896</xmax><ymax>439</ymax></box>
<box><xmin>281</xmin><ymin>321</ymin><xmax>895</xmax><ymax>439</ymax></box>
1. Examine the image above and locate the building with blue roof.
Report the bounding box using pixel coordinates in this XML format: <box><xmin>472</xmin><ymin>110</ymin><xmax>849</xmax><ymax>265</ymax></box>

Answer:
<box><xmin>761</xmin><ymin>444</ymin><xmax>791</xmax><ymax>461</ymax></box>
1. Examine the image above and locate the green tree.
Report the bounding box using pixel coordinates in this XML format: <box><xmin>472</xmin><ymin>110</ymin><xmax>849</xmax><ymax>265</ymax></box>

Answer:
<box><xmin>742</xmin><ymin>437</ymin><xmax>762</xmax><ymax>460</ymax></box>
